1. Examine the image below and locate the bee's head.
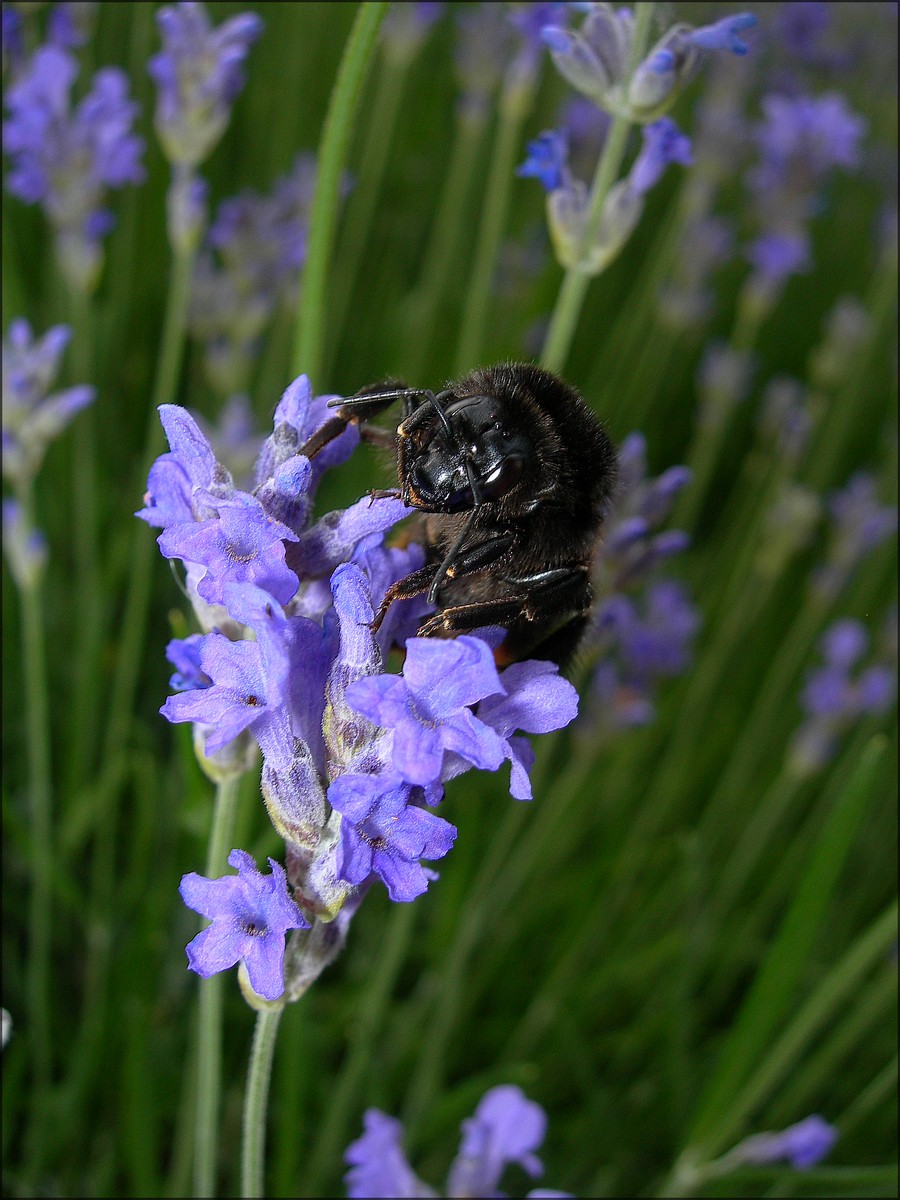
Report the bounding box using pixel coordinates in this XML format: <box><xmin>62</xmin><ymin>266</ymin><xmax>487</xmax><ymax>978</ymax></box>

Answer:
<box><xmin>400</xmin><ymin>392</ymin><xmax>531</xmax><ymax>512</ymax></box>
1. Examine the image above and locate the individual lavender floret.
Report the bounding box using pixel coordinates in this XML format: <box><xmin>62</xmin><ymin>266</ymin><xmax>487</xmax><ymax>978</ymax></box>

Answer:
<box><xmin>48</xmin><ymin>3</ymin><xmax>99</xmax><ymax>49</ymax></box>
<box><xmin>345</xmin><ymin>1084</ymin><xmax>571</xmax><ymax>1199</ymax></box>
<box><xmin>328</xmin><ymin>772</ymin><xmax>457</xmax><ymax>903</ymax></box>
<box><xmin>179</xmin><ymin>848</ymin><xmax>309</xmax><ymax>1003</ymax></box>
<box><xmin>520</xmin><ymin>117</ymin><xmax>692</xmax><ymax>272</ymax></box>
<box><xmin>453</xmin><ymin>3</ymin><xmax>515</xmax><ymax>122</ymax></box>
<box><xmin>728</xmin><ymin>1114</ymin><xmax>838</xmax><ymax>1170</ymax></box>
<box><xmin>3</xmin><ymin>44</ymin><xmax>144</xmax><ymax>291</ymax></box>
<box><xmin>811</xmin><ymin>472</ymin><xmax>897</xmax><ymax>603</ymax></box>
<box><xmin>541</xmin><ymin>4</ymin><xmax>756</xmax><ymax>122</ymax></box>
<box><xmin>194</xmin><ymin>394</ymin><xmax>263</xmax><ymax>489</ymax></box>
<box><xmin>148</xmin><ymin>1</ymin><xmax>262</xmax><ymax>170</ymax></box>
<box><xmin>344</xmin><ymin>636</ymin><xmax>507</xmax><ymax>786</ymax></box>
<box><xmin>695</xmin><ymin>341</ymin><xmax>755</xmax><ymax>432</ymax></box>
<box><xmin>788</xmin><ymin>618</ymin><xmax>896</xmax><ymax>777</ymax></box>
<box><xmin>2</xmin><ymin>318</ymin><xmax>95</xmax><ymax>486</ymax></box>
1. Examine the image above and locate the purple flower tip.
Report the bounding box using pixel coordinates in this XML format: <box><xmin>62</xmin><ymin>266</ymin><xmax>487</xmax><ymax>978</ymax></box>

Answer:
<box><xmin>540</xmin><ymin>25</ymin><xmax>571</xmax><ymax>53</ymax></box>
<box><xmin>689</xmin><ymin>13</ymin><xmax>757</xmax><ymax>55</ymax></box>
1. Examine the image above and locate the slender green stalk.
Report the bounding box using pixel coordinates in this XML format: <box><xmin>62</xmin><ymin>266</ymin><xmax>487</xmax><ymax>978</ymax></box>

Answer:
<box><xmin>404</xmin><ymin>109</ymin><xmax>488</xmax><ymax>380</ymax></box>
<box><xmin>453</xmin><ymin>71</ymin><xmax>537</xmax><ymax>374</ymax></box>
<box><xmin>292</xmin><ymin>2</ymin><xmax>389</xmax><ymax>386</ymax></box>
<box><xmin>302</xmin><ymin>902</ymin><xmax>417</xmax><ymax>1194</ymax></box>
<box><xmin>325</xmin><ymin>47</ymin><xmax>413</xmax><ymax>379</ymax></box>
<box><xmin>241</xmin><ymin>1006</ymin><xmax>284</xmax><ymax>1200</ymax></box>
<box><xmin>15</xmin><ymin>478</ymin><xmax>54</xmax><ymax>1159</ymax></box>
<box><xmin>59</xmin><ymin>240</ymin><xmax>198</xmax><ymax>1142</ymax></box>
<box><xmin>194</xmin><ymin>775</ymin><xmax>244</xmax><ymax>1199</ymax></box>
<box><xmin>65</xmin><ymin>283</ymin><xmax>104</xmax><ymax>793</ymax></box>
<box><xmin>540</xmin><ymin>2</ymin><xmax>655</xmax><ymax>374</ymax></box>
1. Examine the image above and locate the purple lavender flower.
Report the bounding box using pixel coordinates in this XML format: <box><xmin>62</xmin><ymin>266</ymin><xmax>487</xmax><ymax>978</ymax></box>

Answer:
<box><xmin>812</xmin><ymin>473</ymin><xmax>898</xmax><ymax>602</ymax></box>
<box><xmin>730</xmin><ymin>1114</ymin><xmax>838</xmax><ymax>1170</ymax></box>
<box><xmin>158</xmin><ymin>492</ymin><xmax>300</xmax><ymax>608</ymax></box>
<box><xmin>3</xmin><ymin>45</ymin><xmax>144</xmax><ymax>290</ymax></box>
<box><xmin>160</xmin><ymin>624</ymin><xmax>289</xmax><ymax>756</ymax></box>
<box><xmin>190</xmin><ymin>156</ymin><xmax>323</xmax><ymax>395</ymax></box>
<box><xmin>48</xmin><ymin>3</ymin><xmax>99</xmax><ymax>49</ymax></box>
<box><xmin>254</xmin><ymin>372</ymin><xmax>359</xmax><ymax>494</ymax></box>
<box><xmin>747</xmin><ymin>229</ymin><xmax>811</xmax><ymax>286</ymax></box>
<box><xmin>148</xmin><ymin>1</ymin><xmax>263</xmax><ymax>168</ymax></box>
<box><xmin>476</xmin><ymin>660</ymin><xmax>579</xmax><ymax>799</ymax></box>
<box><xmin>2</xmin><ymin>318</ymin><xmax>95</xmax><ymax>485</ymax></box>
<box><xmin>592</xmin><ymin>433</ymin><xmax>692</xmax><ymax>595</ymax></box>
<box><xmin>165</xmin><ymin>633</ymin><xmax>211</xmax><ymax>692</ymax></box>
<box><xmin>179</xmin><ymin>848</ymin><xmax>309</xmax><ymax>1001</ymax></box>
<box><xmin>381</xmin><ymin>2</ymin><xmax>445</xmax><ymax>66</ymax></box>
<box><xmin>789</xmin><ymin>617</ymin><xmax>897</xmax><ymax>776</ymax></box>
<box><xmin>135</xmin><ymin>403</ymin><xmax>226</xmax><ymax>530</ymax></box>
<box><xmin>626</xmin><ymin>117</ymin><xmax>693</xmax><ymax>196</ymax></box>
<box><xmin>345</xmin><ymin>636</ymin><xmax>506</xmax><ymax>786</ymax></box>
<box><xmin>345</xmin><ymin>1084</ymin><xmax>570</xmax><ymax>1199</ymax></box>
<box><xmin>587</xmin><ymin>581</ymin><xmax>700</xmax><ymax>730</ymax></box>
<box><xmin>517</xmin><ymin>129</ymin><xmax>569</xmax><ymax>192</ymax></box>
<box><xmin>329</xmin><ymin>773</ymin><xmax>457</xmax><ymax>903</ymax></box>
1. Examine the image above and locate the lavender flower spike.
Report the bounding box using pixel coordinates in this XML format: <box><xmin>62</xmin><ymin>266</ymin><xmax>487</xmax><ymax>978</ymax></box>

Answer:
<box><xmin>2</xmin><ymin>318</ymin><xmax>95</xmax><ymax>486</ymax></box>
<box><xmin>179</xmin><ymin>849</ymin><xmax>309</xmax><ymax>1002</ymax></box>
<box><xmin>3</xmin><ymin>45</ymin><xmax>144</xmax><ymax>291</ymax></box>
<box><xmin>730</xmin><ymin>1114</ymin><xmax>838</xmax><ymax>1170</ymax></box>
<box><xmin>149</xmin><ymin>1</ymin><xmax>263</xmax><ymax>169</ymax></box>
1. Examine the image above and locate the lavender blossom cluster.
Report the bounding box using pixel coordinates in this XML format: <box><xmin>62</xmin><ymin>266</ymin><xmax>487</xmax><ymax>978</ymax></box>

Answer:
<box><xmin>139</xmin><ymin>376</ymin><xmax>578</xmax><ymax>1004</ymax></box>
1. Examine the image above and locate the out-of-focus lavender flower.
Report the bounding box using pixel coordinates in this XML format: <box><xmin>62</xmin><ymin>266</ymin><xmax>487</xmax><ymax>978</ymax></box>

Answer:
<box><xmin>755</xmin><ymin>483</ymin><xmax>821</xmax><ymax>580</ymax></box>
<box><xmin>453</xmin><ymin>3</ymin><xmax>514</xmax><ymax>121</ymax></box>
<box><xmin>189</xmin><ymin>154</ymin><xmax>322</xmax><ymax>395</ymax></box>
<box><xmin>345</xmin><ymin>1084</ymin><xmax>571</xmax><ymax>1199</ymax></box>
<box><xmin>523</xmin><ymin>117</ymin><xmax>691</xmax><ymax>272</ymax></box>
<box><xmin>744</xmin><ymin>91</ymin><xmax>866</xmax><ymax>301</ymax></box>
<box><xmin>194</xmin><ymin>394</ymin><xmax>263</xmax><ymax>489</ymax></box>
<box><xmin>148</xmin><ymin>1</ymin><xmax>262</xmax><ymax>169</ymax></box>
<box><xmin>2</xmin><ymin>497</ymin><xmax>48</xmax><ymax>591</ymax></box>
<box><xmin>586</xmin><ymin>581</ymin><xmax>700</xmax><ymax>731</ymax></box>
<box><xmin>695</xmin><ymin>341</ymin><xmax>755</xmax><ymax>431</ymax></box>
<box><xmin>775</xmin><ymin>3</ymin><xmax>831</xmax><ymax>63</ymax></box>
<box><xmin>541</xmin><ymin>4</ymin><xmax>756</xmax><ymax>122</ymax></box>
<box><xmin>381</xmin><ymin>1</ymin><xmax>445</xmax><ymax>67</ymax></box>
<box><xmin>657</xmin><ymin>213</ymin><xmax>736</xmax><ymax>331</ymax></box>
<box><xmin>592</xmin><ymin>432</ymin><xmax>692</xmax><ymax>596</ymax></box>
<box><xmin>179</xmin><ymin>848</ymin><xmax>309</xmax><ymax>1003</ymax></box>
<box><xmin>807</xmin><ymin>295</ymin><xmax>873</xmax><ymax>390</ymax></box>
<box><xmin>2</xmin><ymin>5</ymin><xmax>24</xmax><ymax>76</ymax></box>
<box><xmin>2</xmin><ymin>318</ymin><xmax>95</xmax><ymax>486</ymax></box>
<box><xmin>48</xmin><ymin>3</ymin><xmax>98</xmax><ymax>49</ymax></box>
<box><xmin>758</xmin><ymin>377</ymin><xmax>813</xmax><ymax>466</ymax></box>
<box><xmin>812</xmin><ymin>472</ymin><xmax>897</xmax><ymax>602</ymax></box>
<box><xmin>729</xmin><ymin>1114</ymin><xmax>838</xmax><ymax>1169</ymax></box>
<box><xmin>789</xmin><ymin>617</ymin><xmax>896</xmax><ymax>776</ymax></box>
<box><xmin>3</xmin><ymin>44</ymin><xmax>144</xmax><ymax>291</ymax></box>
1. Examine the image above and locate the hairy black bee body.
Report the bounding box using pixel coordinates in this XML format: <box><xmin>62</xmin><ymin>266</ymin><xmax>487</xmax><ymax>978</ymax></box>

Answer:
<box><xmin>299</xmin><ymin>363</ymin><xmax>617</xmax><ymax>667</ymax></box>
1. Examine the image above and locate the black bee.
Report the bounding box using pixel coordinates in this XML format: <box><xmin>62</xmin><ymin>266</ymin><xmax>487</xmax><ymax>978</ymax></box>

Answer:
<box><xmin>299</xmin><ymin>363</ymin><xmax>617</xmax><ymax>668</ymax></box>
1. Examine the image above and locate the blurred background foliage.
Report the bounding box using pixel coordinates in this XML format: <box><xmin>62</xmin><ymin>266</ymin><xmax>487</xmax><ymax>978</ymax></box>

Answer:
<box><xmin>2</xmin><ymin>2</ymin><xmax>897</xmax><ymax>1197</ymax></box>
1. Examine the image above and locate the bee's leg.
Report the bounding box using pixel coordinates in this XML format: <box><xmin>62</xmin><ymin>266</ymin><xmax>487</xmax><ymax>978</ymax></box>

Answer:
<box><xmin>427</xmin><ymin>528</ymin><xmax>516</xmax><ymax>604</ymax></box>
<box><xmin>369</xmin><ymin>563</ymin><xmax>438</xmax><ymax>633</ymax></box>
<box><xmin>420</xmin><ymin>565</ymin><xmax>591</xmax><ymax>638</ymax></box>
<box><xmin>297</xmin><ymin>381</ymin><xmax>411</xmax><ymax>461</ymax></box>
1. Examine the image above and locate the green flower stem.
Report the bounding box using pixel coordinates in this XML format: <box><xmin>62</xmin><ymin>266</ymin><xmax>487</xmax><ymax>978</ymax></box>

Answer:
<box><xmin>403</xmin><ymin>108</ymin><xmax>488</xmax><ymax>381</ymax></box>
<box><xmin>15</xmin><ymin>478</ymin><xmax>54</xmax><ymax>1147</ymax></box>
<box><xmin>194</xmin><ymin>775</ymin><xmax>244</xmax><ymax>1199</ymax></box>
<box><xmin>292</xmin><ymin>1</ymin><xmax>389</xmax><ymax>386</ymax></box>
<box><xmin>453</xmin><ymin>70</ymin><xmax>538</xmax><ymax>376</ymax></box>
<box><xmin>61</xmin><ymin>240</ymin><xmax>197</xmax><ymax>1136</ymax></box>
<box><xmin>324</xmin><ymin>46</ymin><xmax>414</xmax><ymax>381</ymax></box>
<box><xmin>241</xmin><ymin>1006</ymin><xmax>284</xmax><ymax>1200</ymax></box>
<box><xmin>302</xmin><ymin>901</ymin><xmax>417</xmax><ymax>1194</ymax></box>
<box><xmin>540</xmin><ymin>2</ymin><xmax>655</xmax><ymax>375</ymax></box>
<box><xmin>65</xmin><ymin>282</ymin><xmax>104</xmax><ymax>793</ymax></box>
